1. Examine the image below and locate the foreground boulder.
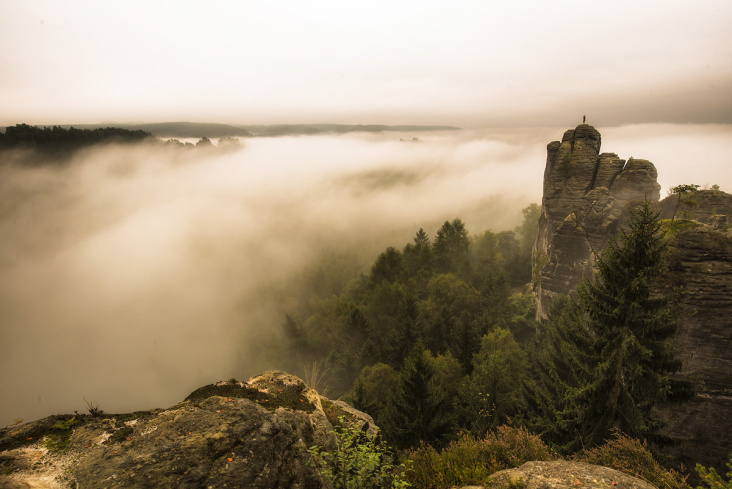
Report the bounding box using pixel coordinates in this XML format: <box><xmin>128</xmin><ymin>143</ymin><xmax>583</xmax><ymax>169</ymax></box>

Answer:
<box><xmin>0</xmin><ymin>371</ymin><xmax>375</xmax><ymax>489</ymax></box>
<box><xmin>485</xmin><ymin>461</ymin><xmax>658</xmax><ymax>489</ymax></box>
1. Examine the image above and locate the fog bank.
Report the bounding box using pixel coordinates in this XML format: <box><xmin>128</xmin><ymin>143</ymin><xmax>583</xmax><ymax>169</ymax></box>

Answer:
<box><xmin>1</xmin><ymin>124</ymin><xmax>730</xmax><ymax>426</ymax></box>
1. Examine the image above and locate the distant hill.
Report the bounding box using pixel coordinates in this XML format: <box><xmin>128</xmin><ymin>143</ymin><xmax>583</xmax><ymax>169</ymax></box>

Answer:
<box><xmin>49</xmin><ymin>122</ymin><xmax>253</xmax><ymax>139</ymax></box>
<box><xmin>238</xmin><ymin>123</ymin><xmax>460</xmax><ymax>137</ymax></box>
<box><xmin>2</xmin><ymin>122</ymin><xmax>460</xmax><ymax>139</ymax></box>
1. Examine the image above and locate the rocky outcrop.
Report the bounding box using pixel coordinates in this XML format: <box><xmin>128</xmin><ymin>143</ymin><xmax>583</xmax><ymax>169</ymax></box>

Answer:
<box><xmin>534</xmin><ymin>124</ymin><xmax>661</xmax><ymax>317</ymax></box>
<box><xmin>660</xmin><ymin>188</ymin><xmax>732</xmax><ymax>225</ymax></box>
<box><xmin>0</xmin><ymin>371</ymin><xmax>375</xmax><ymax>489</ymax></box>
<box><xmin>657</xmin><ymin>225</ymin><xmax>732</xmax><ymax>469</ymax></box>
<box><xmin>485</xmin><ymin>461</ymin><xmax>657</xmax><ymax>489</ymax></box>
<box><xmin>532</xmin><ymin>125</ymin><xmax>732</xmax><ymax>471</ymax></box>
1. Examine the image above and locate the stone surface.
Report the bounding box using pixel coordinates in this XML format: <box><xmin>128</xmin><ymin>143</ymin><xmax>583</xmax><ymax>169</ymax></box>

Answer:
<box><xmin>660</xmin><ymin>188</ymin><xmax>732</xmax><ymax>224</ymax></box>
<box><xmin>657</xmin><ymin>225</ymin><xmax>732</xmax><ymax>469</ymax></box>
<box><xmin>0</xmin><ymin>371</ymin><xmax>375</xmax><ymax>489</ymax></box>
<box><xmin>485</xmin><ymin>461</ymin><xmax>658</xmax><ymax>489</ymax></box>
<box><xmin>533</xmin><ymin>125</ymin><xmax>661</xmax><ymax>317</ymax></box>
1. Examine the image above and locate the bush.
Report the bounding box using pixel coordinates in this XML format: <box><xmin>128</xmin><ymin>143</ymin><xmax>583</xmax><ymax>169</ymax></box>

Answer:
<box><xmin>575</xmin><ymin>431</ymin><xmax>689</xmax><ymax>489</ymax></box>
<box><xmin>402</xmin><ymin>424</ymin><xmax>556</xmax><ymax>489</ymax></box>
<box><xmin>307</xmin><ymin>416</ymin><xmax>410</xmax><ymax>489</ymax></box>
<box><xmin>695</xmin><ymin>454</ymin><xmax>732</xmax><ymax>489</ymax></box>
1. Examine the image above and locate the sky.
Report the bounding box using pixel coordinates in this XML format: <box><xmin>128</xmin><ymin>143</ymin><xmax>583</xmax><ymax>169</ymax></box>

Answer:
<box><xmin>1</xmin><ymin>0</ymin><xmax>731</xmax><ymax>127</ymax></box>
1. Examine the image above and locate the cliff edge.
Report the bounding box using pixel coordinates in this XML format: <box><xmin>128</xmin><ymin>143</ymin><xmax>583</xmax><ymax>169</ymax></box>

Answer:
<box><xmin>0</xmin><ymin>371</ymin><xmax>375</xmax><ymax>489</ymax></box>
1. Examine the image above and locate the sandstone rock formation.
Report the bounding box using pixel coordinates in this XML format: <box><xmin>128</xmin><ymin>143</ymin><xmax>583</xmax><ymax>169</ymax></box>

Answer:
<box><xmin>533</xmin><ymin>125</ymin><xmax>732</xmax><ymax>471</ymax></box>
<box><xmin>0</xmin><ymin>371</ymin><xmax>375</xmax><ymax>489</ymax></box>
<box><xmin>534</xmin><ymin>124</ymin><xmax>661</xmax><ymax>317</ymax></box>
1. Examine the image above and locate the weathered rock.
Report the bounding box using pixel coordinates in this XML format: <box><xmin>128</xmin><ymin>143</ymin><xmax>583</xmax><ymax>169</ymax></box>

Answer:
<box><xmin>0</xmin><ymin>371</ymin><xmax>375</xmax><ymax>489</ymax></box>
<box><xmin>485</xmin><ymin>461</ymin><xmax>658</xmax><ymax>489</ymax></box>
<box><xmin>660</xmin><ymin>188</ymin><xmax>732</xmax><ymax>224</ymax></box>
<box><xmin>534</xmin><ymin>125</ymin><xmax>661</xmax><ymax>317</ymax></box>
<box><xmin>657</xmin><ymin>225</ymin><xmax>732</xmax><ymax>469</ymax></box>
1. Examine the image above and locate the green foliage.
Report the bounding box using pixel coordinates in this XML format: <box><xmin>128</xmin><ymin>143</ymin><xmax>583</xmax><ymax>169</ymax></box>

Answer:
<box><xmin>576</xmin><ymin>431</ymin><xmax>689</xmax><ymax>489</ymax></box>
<box><xmin>433</xmin><ymin>218</ymin><xmax>470</xmax><ymax>277</ymax></box>
<box><xmin>670</xmin><ymin>184</ymin><xmax>701</xmax><ymax>222</ymax></box>
<box><xmin>43</xmin><ymin>417</ymin><xmax>80</xmax><ymax>451</ymax></box>
<box><xmin>370</xmin><ymin>247</ymin><xmax>404</xmax><ymax>286</ymax></box>
<box><xmin>307</xmin><ymin>416</ymin><xmax>410</xmax><ymax>489</ymax></box>
<box><xmin>402</xmin><ymin>425</ymin><xmax>555</xmax><ymax>489</ymax></box>
<box><xmin>695</xmin><ymin>454</ymin><xmax>732</xmax><ymax>489</ymax></box>
<box><xmin>382</xmin><ymin>341</ymin><xmax>453</xmax><ymax>449</ymax></box>
<box><xmin>458</xmin><ymin>329</ymin><xmax>529</xmax><ymax>435</ymax></box>
<box><xmin>279</xmin><ymin>207</ymin><xmax>541</xmax><ymax>448</ymax></box>
<box><xmin>352</xmin><ymin>363</ymin><xmax>400</xmax><ymax>422</ymax></box>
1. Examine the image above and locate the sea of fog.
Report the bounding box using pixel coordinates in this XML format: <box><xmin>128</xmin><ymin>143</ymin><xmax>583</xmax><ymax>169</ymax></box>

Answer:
<box><xmin>1</xmin><ymin>123</ymin><xmax>730</xmax><ymax>426</ymax></box>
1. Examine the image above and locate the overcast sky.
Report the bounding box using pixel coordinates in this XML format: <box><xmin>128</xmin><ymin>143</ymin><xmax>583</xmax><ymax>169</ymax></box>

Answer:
<box><xmin>1</xmin><ymin>0</ymin><xmax>731</xmax><ymax>127</ymax></box>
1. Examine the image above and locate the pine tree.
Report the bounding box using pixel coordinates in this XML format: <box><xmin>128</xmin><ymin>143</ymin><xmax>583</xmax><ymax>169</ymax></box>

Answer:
<box><xmin>382</xmin><ymin>340</ymin><xmax>451</xmax><ymax>449</ymax></box>
<box><xmin>532</xmin><ymin>201</ymin><xmax>689</xmax><ymax>451</ymax></box>
<box><xmin>526</xmin><ymin>295</ymin><xmax>592</xmax><ymax>451</ymax></box>
<box><xmin>433</xmin><ymin>218</ymin><xmax>470</xmax><ymax>276</ymax></box>
<box><xmin>575</xmin><ymin>201</ymin><xmax>686</xmax><ymax>446</ymax></box>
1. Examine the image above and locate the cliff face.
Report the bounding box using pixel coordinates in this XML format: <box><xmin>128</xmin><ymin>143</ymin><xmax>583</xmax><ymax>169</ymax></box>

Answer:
<box><xmin>657</xmin><ymin>225</ymin><xmax>732</xmax><ymax>468</ymax></box>
<box><xmin>534</xmin><ymin>124</ymin><xmax>660</xmax><ymax>317</ymax></box>
<box><xmin>0</xmin><ymin>371</ymin><xmax>375</xmax><ymax>489</ymax></box>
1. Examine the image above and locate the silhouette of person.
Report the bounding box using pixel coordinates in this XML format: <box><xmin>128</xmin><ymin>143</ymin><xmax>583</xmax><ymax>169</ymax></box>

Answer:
<box><xmin>583</xmin><ymin>115</ymin><xmax>586</xmax><ymax>124</ymax></box>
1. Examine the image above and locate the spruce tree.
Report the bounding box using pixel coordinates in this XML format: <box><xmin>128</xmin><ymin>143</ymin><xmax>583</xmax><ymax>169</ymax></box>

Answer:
<box><xmin>532</xmin><ymin>201</ymin><xmax>689</xmax><ymax>451</ymax></box>
<box><xmin>382</xmin><ymin>340</ymin><xmax>451</xmax><ymax>449</ymax></box>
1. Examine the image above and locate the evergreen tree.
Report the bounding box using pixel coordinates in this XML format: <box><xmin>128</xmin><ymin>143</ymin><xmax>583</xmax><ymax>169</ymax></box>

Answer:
<box><xmin>526</xmin><ymin>295</ymin><xmax>592</xmax><ymax>450</ymax></box>
<box><xmin>383</xmin><ymin>340</ymin><xmax>451</xmax><ymax>449</ymax></box>
<box><xmin>458</xmin><ymin>328</ymin><xmax>529</xmax><ymax>436</ymax></box>
<box><xmin>370</xmin><ymin>246</ymin><xmax>403</xmax><ymax>286</ymax></box>
<box><xmin>575</xmin><ymin>201</ymin><xmax>687</xmax><ymax>445</ymax></box>
<box><xmin>433</xmin><ymin>218</ymin><xmax>470</xmax><ymax>277</ymax></box>
<box><xmin>532</xmin><ymin>202</ymin><xmax>689</xmax><ymax>451</ymax></box>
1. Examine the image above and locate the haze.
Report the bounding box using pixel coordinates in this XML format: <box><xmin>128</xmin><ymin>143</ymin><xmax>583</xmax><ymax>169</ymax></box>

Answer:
<box><xmin>1</xmin><ymin>1</ymin><xmax>732</xmax><ymax>425</ymax></box>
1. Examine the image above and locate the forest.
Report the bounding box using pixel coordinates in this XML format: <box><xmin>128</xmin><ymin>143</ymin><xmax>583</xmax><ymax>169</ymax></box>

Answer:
<box><xmin>273</xmin><ymin>201</ymin><xmax>702</xmax><ymax>477</ymax></box>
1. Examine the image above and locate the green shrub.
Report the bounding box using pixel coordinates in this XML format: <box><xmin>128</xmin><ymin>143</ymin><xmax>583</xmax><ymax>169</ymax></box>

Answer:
<box><xmin>43</xmin><ymin>417</ymin><xmax>80</xmax><ymax>452</ymax></box>
<box><xmin>307</xmin><ymin>416</ymin><xmax>410</xmax><ymax>489</ymax></box>
<box><xmin>575</xmin><ymin>431</ymin><xmax>689</xmax><ymax>489</ymax></box>
<box><xmin>695</xmin><ymin>454</ymin><xmax>732</xmax><ymax>489</ymax></box>
<box><xmin>402</xmin><ymin>424</ymin><xmax>556</xmax><ymax>489</ymax></box>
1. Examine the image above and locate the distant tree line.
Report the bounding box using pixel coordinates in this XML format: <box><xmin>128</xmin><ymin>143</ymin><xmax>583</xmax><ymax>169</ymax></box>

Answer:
<box><xmin>0</xmin><ymin>124</ymin><xmax>153</xmax><ymax>155</ymax></box>
<box><xmin>0</xmin><ymin>124</ymin><xmax>242</xmax><ymax>163</ymax></box>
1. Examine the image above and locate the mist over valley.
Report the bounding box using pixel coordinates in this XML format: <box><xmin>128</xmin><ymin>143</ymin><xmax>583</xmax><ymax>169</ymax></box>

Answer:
<box><xmin>1</xmin><ymin>123</ymin><xmax>730</xmax><ymax>428</ymax></box>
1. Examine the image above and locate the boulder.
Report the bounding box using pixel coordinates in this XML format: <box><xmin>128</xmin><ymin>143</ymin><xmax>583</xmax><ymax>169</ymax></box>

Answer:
<box><xmin>484</xmin><ymin>461</ymin><xmax>658</xmax><ymax>489</ymax></box>
<box><xmin>0</xmin><ymin>371</ymin><xmax>375</xmax><ymax>489</ymax></box>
